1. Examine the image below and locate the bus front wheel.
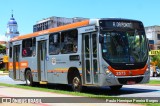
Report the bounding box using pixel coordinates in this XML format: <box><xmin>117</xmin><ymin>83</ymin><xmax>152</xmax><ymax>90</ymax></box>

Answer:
<box><xmin>25</xmin><ymin>70</ymin><xmax>34</xmax><ymax>86</ymax></box>
<box><xmin>110</xmin><ymin>85</ymin><xmax>123</xmax><ymax>90</ymax></box>
<box><xmin>72</xmin><ymin>74</ymin><xmax>82</xmax><ymax>92</ymax></box>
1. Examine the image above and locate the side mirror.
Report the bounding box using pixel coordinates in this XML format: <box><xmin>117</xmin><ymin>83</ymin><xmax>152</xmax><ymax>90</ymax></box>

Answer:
<box><xmin>99</xmin><ymin>34</ymin><xmax>104</xmax><ymax>43</ymax></box>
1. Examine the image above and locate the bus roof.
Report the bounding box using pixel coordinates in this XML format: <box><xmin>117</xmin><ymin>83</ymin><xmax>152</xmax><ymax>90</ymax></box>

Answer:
<box><xmin>10</xmin><ymin>18</ymin><xmax>143</xmax><ymax>42</ymax></box>
<box><xmin>10</xmin><ymin>20</ymin><xmax>90</xmax><ymax>42</ymax></box>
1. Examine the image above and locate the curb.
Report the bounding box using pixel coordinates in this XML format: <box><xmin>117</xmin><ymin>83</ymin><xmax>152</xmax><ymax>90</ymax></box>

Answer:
<box><xmin>0</xmin><ymin>73</ymin><xmax>9</xmax><ymax>75</ymax></box>
<box><xmin>0</xmin><ymin>72</ymin><xmax>9</xmax><ymax>76</ymax></box>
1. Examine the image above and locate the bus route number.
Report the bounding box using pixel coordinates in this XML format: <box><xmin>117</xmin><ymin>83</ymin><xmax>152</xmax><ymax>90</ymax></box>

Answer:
<box><xmin>116</xmin><ymin>71</ymin><xmax>126</xmax><ymax>76</ymax></box>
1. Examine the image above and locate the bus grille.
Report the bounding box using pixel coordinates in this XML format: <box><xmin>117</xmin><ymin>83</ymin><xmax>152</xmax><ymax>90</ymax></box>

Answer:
<box><xmin>118</xmin><ymin>77</ymin><xmax>143</xmax><ymax>84</ymax></box>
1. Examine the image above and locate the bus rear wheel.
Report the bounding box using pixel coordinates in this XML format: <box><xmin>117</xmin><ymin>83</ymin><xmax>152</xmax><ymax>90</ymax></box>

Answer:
<box><xmin>72</xmin><ymin>74</ymin><xmax>82</xmax><ymax>92</ymax></box>
<box><xmin>110</xmin><ymin>85</ymin><xmax>123</xmax><ymax>90</ymax></box>
<box><xmin>25</xmin><ymin>70</ymin><xmax>34</xmax><ymax>86</ymax></box>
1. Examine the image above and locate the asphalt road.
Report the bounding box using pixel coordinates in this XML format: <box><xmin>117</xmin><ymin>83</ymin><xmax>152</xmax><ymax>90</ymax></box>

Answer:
<box><xmin>0</xmin><ymin>75</ymin><xmax>25</xmax><ymax>85</ymax></box>
<box><xmin>0</xmin><ymin>75</ymin><xmax>160</xmax><ymax>98</ymax></box>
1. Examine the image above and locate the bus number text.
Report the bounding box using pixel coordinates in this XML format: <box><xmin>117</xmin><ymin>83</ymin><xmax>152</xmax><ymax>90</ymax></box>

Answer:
<box><xmin>116</xmin><ymin>71</ymin><xmax>126</xmax><ymax>76</ymax></box>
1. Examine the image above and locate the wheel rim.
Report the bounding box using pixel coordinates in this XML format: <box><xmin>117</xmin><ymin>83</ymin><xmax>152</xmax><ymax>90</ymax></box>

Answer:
<box><xmin>73</xmin><ymin>77</ymin><xmax>81</xmax><ymax>91</ymax></box>
<box><xmin>26</xmin><ymin>73</ymin><xmax>31</xmax><ymax>85</ymax></box>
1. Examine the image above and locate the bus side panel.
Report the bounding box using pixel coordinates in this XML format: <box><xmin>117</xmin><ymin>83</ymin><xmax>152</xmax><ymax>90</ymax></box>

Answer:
<box><xmin>8</xmin><ymin>43</ymin><xmax>14</xmax><ymax>80</ymax></box>
<box><xmin>47</xmin><ymin>55</ymin><xmax>68</xmax><ymax>84</ymax></box>
<box><xmin>20</xmin><ymin>68</ymin><xmax>25</xmax><ymax>81</ymax></box>
<box><xmin>47</xmin><ymin>54</ymin><xmax>82</xmax><ymax>84</ymax></box>
<box><xmin>9</xmin><ymin>70</ymin><xmax>14</xmax><ymax>79</ymax></box>
<box><xmin>9</xmin><ymin>62</ymin><xmax>14</xmax><ymax>80</ymax></box>
<box><xmin>20</xmin><ymin>57</ymin><xmax>38</xmax><ymax>82</ymax></box>
<box><xmin>32</xmin><ymin>72</ymin><xmax>39</xmax><ymax>82</ymax></box>
<box><xmin>29</xmin><ymin>58</ymin><xmax>38</xmax><ymax>82</ymax></box>
<box><xmin>47</xmin><ymin>55</ymin><xmax>55</xmax><ymax>83</ymax></box>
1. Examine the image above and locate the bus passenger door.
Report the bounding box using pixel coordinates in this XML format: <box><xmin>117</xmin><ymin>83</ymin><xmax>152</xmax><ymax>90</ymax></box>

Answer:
<box><xmin>38</xmin><ymin>41</ymin><xmax>47</xmax><ymax>81</ymax></box>
<box><xmin>13</xmin><ymin>45</ymin><xmax>20</xmax><ymax>80</ymax></box>
<box><xmin>83</xmin><ymin>32</ymin><xmax>99</xmax><ymax>84</ymax></box>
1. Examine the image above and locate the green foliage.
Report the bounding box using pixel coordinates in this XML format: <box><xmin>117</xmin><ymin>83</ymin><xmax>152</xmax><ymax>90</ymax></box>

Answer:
<box><xmin>0</xmin><ymin>68</ymin><xmax>7</xmax><ymax>71</ymax></box>
<box><xmin>148</xmin><ymin>80</ymin><xmax>160</xmax><ymax>85</ymax></box>
<box><xmin>151</xmin><ymin>54</ymin><xmax>160</xmax><ymax>67</ymax></box>
<box><xmin>0</xmin><ymin>44</ymin><xmax>6</xmax><ymax>54</ymax></box>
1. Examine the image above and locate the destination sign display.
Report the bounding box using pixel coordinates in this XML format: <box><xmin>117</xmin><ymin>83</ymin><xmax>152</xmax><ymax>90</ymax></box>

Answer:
<box><xmin>113</xmin><ymin>22</ymin><xmax>133</xmax><ymax>28</ymax></box>
<box><xmin>99</xmin><ymin>20</ymin><xmax>143</xmax><ymax>29</ymax></box>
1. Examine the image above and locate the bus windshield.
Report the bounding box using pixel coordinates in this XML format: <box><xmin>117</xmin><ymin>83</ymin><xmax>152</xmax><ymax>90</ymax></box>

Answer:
<box><xmin>101</xmin><ymin>29</ymin><xmax>148</xmax><ymax>63</ymax></box>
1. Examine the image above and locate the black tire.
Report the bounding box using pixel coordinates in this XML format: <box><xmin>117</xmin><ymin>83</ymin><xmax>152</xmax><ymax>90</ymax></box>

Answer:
<box><xmin>153</xmin><ymin>72</ymin><xmax>157</xmax><ymax>77</ymax></box>
<box><xmin>110</xmin><ymin>85</ymin><xmax>123</xmax><ymax>91</ymax></box>
<box><xmin>71</xmin><ymin>74</ymin><xmax>82</xmax><ymax>92</ymax></box>
<box><xmin>25</xmin><ymin>70</ymin><xmax>34</xmax><ymax>86</ymax></box>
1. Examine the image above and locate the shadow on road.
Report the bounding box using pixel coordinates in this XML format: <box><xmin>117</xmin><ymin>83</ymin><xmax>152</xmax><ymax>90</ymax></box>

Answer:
<box><xmin>18</xmin><ymin>84</ymin><xmax>159</xmax><ymax>96</ymax></box>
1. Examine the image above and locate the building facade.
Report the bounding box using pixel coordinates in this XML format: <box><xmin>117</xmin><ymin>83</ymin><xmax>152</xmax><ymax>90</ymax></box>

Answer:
<box><xmin>145</xmin><ymin>26</ymin><xmax>160</xmax><ymax>50</ymax></box>
<box><xmin>33</xmin><ymin>16</ymin><xmax>88</xmax><ymax>32</ymax></box>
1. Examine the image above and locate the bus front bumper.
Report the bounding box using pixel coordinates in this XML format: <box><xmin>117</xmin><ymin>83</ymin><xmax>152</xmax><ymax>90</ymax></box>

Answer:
<box><xmin>101</xmin><ymin>70</ymin><xmax>150</xmax><ymax>86</ymax></box>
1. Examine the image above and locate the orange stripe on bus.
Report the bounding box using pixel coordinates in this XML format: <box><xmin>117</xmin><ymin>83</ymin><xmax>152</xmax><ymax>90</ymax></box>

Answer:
<box><xmin>31</xmin><ymin>70</ymin><xmax>37</xmax><ymax>72</ymax></box>
<box><xmin>20</xmin><ymin>61</ymin><xmax>28</xmax><ymax>69</ymax></box>
<box><xmin>8</xmin><ymin>62</ymin><xmax>19</xmax><ymax>70</ymax></box>
<box><xmin>108</xmin><ymin>65</ymin><xmax>148</xmax><ymax>76</ymax></box>
<box><xmin>8</xmin><ymin>61</ymin><xmax>28</xmax><ymax>70</ymax></box>
<box><xmin>48</xmin><ymin>70</ymin><xmax>68</xmax><ymax>73</ymax></box>
<box><xmin>10</xmin><ymin>20</ymin><xmax>89</xmax><ymax>42</ymax></box>
<box><xmin>9</xmin><ymin>62</ymin><xmax>13</xmax><ymax>70</ymax></box>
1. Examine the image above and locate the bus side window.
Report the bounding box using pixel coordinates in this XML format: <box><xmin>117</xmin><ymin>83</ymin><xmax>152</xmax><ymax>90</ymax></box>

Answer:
<box><xmin>49</xmin><ymin>33</ymin><xmax>60</xmax><ymax>55</ymax></box>
<box><xmin>32</xmin><ymin>38</ymin><xmax>36</xmax><ymax>56</ymax></box>
<box><xmin>61</xmin><ymin>29</ymin><xmax>78</xmax><ymax>54</ymax></box>
<box><xmin>22</xmin><ymin>38</ymin><xmax>33</xmax><ymax>57</ymax></box>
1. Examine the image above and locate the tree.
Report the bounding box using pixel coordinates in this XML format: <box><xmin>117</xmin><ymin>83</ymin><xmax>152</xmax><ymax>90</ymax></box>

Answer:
<box><xmin>0</xmin><ymin>44</ymin><xmax>6</xmax><ymax>54</ymax></box>
<box><xmin>151</xmin><ymin>54</ymin><xmax>160</xmax><ymax>68</ymax></box>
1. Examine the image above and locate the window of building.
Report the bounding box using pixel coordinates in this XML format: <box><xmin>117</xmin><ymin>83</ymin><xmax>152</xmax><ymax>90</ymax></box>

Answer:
<box><xmin>61</xmin><ymin>29</ymin><xmax>78</xmax><ymax>54</ymax></box>
<box><xmin>49</xmin><ymin>33</ymin><xmax>60</xmax><ymax>55</ymax></box>
<box><xmin>157</xmin><ymin>46</ymin><xmax>160</xmax><ymax>50</ymax></box>
<box><xmin>157</xmin><ymin>34</ymin><xmax>160</xmax><ymax>40</ymax></box>
<box><xmin>149</xmin><ymin>44</ymin><xmax>154</xmax><ymax>50</ymax></box>
<box><xmin>22</xmin><ymin>38</ymin><xmax>36</xmax><ymax>57</ymax></box>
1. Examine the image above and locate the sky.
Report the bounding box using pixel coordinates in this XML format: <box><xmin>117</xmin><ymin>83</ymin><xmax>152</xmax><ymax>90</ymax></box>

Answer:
<box><xmin>0</xmin><ymin>0</ymin><xmax>160</xmax><ymax>40</ymax></box>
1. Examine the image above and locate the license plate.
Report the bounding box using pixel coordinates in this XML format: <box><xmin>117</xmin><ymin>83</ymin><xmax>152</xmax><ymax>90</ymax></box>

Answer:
<box><xmin>127</xmin><ymin>81</ymin><xmax>136</xmax><ymax>85</ymax></box>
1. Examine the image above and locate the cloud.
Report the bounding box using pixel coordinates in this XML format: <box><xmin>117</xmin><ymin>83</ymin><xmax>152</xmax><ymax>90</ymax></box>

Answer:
<box><xmin>0</xmin><ymin>34</ymin><xmax>7</xmax><ymax>41</ymax></box>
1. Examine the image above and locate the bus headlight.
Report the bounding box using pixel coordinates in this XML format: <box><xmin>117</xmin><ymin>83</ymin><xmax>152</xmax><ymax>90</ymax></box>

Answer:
<box><xmin>103</xmin><ymin>66</ymin><xmax>111</xmax><ymax>75</ymax></box>
<box><xmin>103</xmin><ymin>65</ymin><xmax>111</xmax><ymax>75</ymax></box>
<box><xmin>146</xmin><ymin>68</ymin><xmax>149</xmax><ymax>72</ymax></box>
<box><xmin>144</xmin><ymin>66</ymin><xmax>150</xmax><ymax>75</ymax></box>
<box><xmin>106</xmin><ymin>69</ymin><xmax>110</xmax><ymax>74</ymax></box>
<box><xmin>146</xmin><ymin>65</ymin><xmax>150</xmax><ymax>72</ymax></box>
